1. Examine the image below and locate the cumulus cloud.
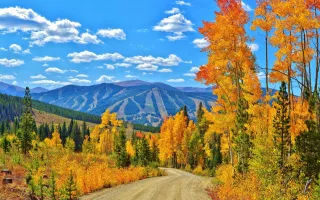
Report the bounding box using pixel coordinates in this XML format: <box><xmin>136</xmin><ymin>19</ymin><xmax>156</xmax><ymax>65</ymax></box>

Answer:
<box><xmin>175</xmin><ymin>1</ymin><xmax>191</xmax><ymax>6</ymax></box>
<box><xmin>0</xmin><ymin>7</ymin><xmax>116</xmax><ymax>46</ymax></box>
<box><xmin>33</xmin><ymin>56</ymin><xmax>60</xmax><ymax>62</ymax></box>
<box><xmin>68</xmin><ymin>78</ymin><xmax>91</xmax><ymax>84</ymax></box>
<box><xmin>45</xmin><ymin>67</ymin><xmax>67</xmax><ymax>74</ymax></box>
<box><xmin>96</xmin><ymin>29</ymin><xmax>126</xmax><ymax>40</ymax></box>
<box><xmin>114</xmin><ymin>63</ymin><xmax>132</xmax><ymax>67</ymax></box>
<box><xmin>31</xmin><ymin>79</ymin><xmax>71</xmax><ymax>85</ymax></box>
<box><xmin>136</xmin><ymin>63</ymin><xmax>158</xmax><ymax>71</ymax></box>
<box><xmin>167</xmin><ymin>78</ymin><xmax>185</xmax><ymax>82</ymax></box>
<box><xmin>96</xmin><ymin>66</ymin><xmax>104</xmax><ymax>69</ymax></box>
<box><xmin>190</xmin><ymin>67</ymin><xmax>199</xmax><ymax>72</ymax></box>
<box><xmin>0</xmin><ymin>47</ymin><xmax>8</xmax><ymax>51</ymax></box>
<box><xmin>9</xmin><ymin>44</ymin><xmax>22</xmax><ymax>53</ymax></box>
<box><xmin>12</xmin><ymin>81</ymin><xmax>18</xmax><ymax>85</ymax></box>
<box><xmin>154</xmin><ymin>14</ymin><xmax>193</xmax><ymax>33</ymax></box>
<box><xmin>96</xmin><ymin>75</ymin><xmax>116</xmax><ymax>83</ymax></box>
<box><xmin>67</xmin><ymin>50</ymin><xmax>124</xmax><ymax>63</ymax></box>
<box><xmin>153</xmin><ymin>13</ymin><xmax>194</xmax><ymax>41</ymax></box>
<box><xmin>0</xmin><ymin>58</ymin><xmax>24</xmax><ymax>67</ymax></box>
<box><xmin>0</xmin><ymin>74</ymin><xmax>15</xmax><ymax>80</ymax></box>
<box><xmin>104</xmin><ymin>64</ymin><xmax>115</xmax><ymax>70</ymax></box>
<box><xmin>183</xmin><ymin>73</ymin><xmax>196</xmax><ymax>77</ymax></box>
<box><xmin>193</xmin><ymin>38</ymin><xmax>209</xmax><ymax>48</ymax></box>
<box><xmin>165</xmin><ymin>8</ymin><xmax>180</xmax><ymax>14</ymax></box>
<box><xmin>30</xmin><ymin>74</ymin><xmax>46</xmax><ymax>79</ymax></box>
<box><xmin>22</xmin><ymin>49</ymin><xmax>31</xmax><ymax>54</ymax></box>
<box><xmin>124</xmin><ymin>54</ymin><xmax>182</xmax><ymax>66</ymax></box>
<box><xmin>242</xmin><ymin>1</ymin><xmax>253</xmax><ymax>11</ymax></box>
<box><xmin>125</xmin><ymin>75</ymin><xmax>139</xmax><ymax>78</ymax></box>
<box><xmin>248</xmin><ymin>43</ymin><xmax>259</xmax><ymax>52</ymax></box>
<box><xmin>76</xmin><ymin>74</ymin><xmax>88</xmax><ymax>78</ymax></box>
<box><xmin>158</xmin><ymin>68</ymin><xmax>172</xmax><ymax>73</ymax></box>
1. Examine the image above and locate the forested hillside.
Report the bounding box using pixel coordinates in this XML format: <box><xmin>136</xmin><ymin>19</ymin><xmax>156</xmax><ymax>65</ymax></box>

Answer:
<box><xmin>0</xmin><ymin>93</ymin><xmax>101</xmax><ymax>123</ymax></box>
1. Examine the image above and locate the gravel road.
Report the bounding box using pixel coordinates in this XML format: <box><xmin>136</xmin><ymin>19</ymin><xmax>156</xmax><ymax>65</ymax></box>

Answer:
<box><xmin>80</xmin><ymin>168</ymin><xmax>212</xmax><ymax>200</ymax></box>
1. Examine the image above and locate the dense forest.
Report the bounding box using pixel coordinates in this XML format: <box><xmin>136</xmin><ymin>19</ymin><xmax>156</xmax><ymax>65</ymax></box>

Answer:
<box><xmin>0</xmin><ymin>93</ymin><xmax>160</xmax><ymax>133</ymax></box>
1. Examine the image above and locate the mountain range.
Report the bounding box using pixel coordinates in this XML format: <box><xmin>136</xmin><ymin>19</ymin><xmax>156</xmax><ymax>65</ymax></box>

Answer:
<box><xmin>0</xmin><ymin>82</ymin><xmax>48</xmax><ymax>96</ymax></box>
<box><xmin>24</xmin><ymin>80</ymin><xmax>215</xmax><ymax>126</ymax></box>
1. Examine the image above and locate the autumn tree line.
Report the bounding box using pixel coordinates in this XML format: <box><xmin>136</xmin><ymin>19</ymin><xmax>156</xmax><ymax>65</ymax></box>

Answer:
<box><xmin>175</xmin><ymin>0</ymin><xmax>320</xmax><ymax>199</ymax></box>
<box><xmin>0</xmin><ymin>87</ymin><xmax>163</xmax><ymax>199</ymax></box>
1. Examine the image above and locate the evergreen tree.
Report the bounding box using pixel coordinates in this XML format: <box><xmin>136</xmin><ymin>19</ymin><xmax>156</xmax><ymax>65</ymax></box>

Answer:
<box><xmin>234</xmin><ymin>97</ymin><xmax>251</xmax><ymax>174</ymax></box>
<box><xmin>18</xmin><ymin>87</ymin><xmax>36</xmax><ymax>154</ymax></box>
<box><xmin>115</xmin><ymin>126</ymin><xmax>130</xmax><ymax>167</ymax></box>
<box><xmin>1</xmin><ymin>136</ymin><xmax>11</xmax><ymax>153</ymax></box>
<box><xmin>296</xmin><ymin>119</ymin><xmax>320</xmax><ymax>179</ymax></box>
<box><xmin>71</xmin><ymin>121</ymin><xmax>83</xmax><ymax>152</ymax></box>
<box><xmin>273</xmin><ymin>82</ymin><xmax>291</xmax><ymax>171</ymax></box>
<box><xmin>61</xmin><ymin>121</ymin><xmax>68</xmax><ymax>145</ymax></box>
<box><xmin>60</xmin><ymin>171</ymin><xmax>78</xmax><ymax>200</ymax></box>
<box><xmin>180</xmin><ymin>105</ymin><xmax>189</xmax><ymax>124</ymax></box>
<box><xmin>0</xmin><ymin>121</ymin><xmax>4</xmax><ymax>135</ymax></box>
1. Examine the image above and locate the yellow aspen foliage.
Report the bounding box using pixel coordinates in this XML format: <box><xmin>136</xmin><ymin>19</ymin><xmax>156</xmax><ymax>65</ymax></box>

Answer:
<box><xmin>126</xmin><ymin>140</ymin><xmax>135</xmax><ymax>157</ymax></box>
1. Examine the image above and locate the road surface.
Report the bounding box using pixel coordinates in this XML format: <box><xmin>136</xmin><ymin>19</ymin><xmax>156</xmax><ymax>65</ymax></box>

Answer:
<box><xmin>81</xmin><ymin>168</ymin><xmax>212</xmax><ymax>200</ymax></box>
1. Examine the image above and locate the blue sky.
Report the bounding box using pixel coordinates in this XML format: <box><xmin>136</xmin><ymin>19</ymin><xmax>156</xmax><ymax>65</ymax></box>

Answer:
<box><xmin>0</xmin><ymin>0</ymin><xmax>266</xmax><ymax>90</ymax></box>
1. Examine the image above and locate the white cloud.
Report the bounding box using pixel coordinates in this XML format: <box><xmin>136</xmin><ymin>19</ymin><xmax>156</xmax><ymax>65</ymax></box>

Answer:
<box><xmin>0</xmin><ymin>47</ymin><xmax>7</xmax><ymax>51</ymax></box>
<box><xmin>242</xmin><ymin>1</ymin><xmax>253</xmax><ymax>12</ymax></box>
<box><xmin>77</xmin><ymin>32</ymin><xmax>102</xmax><ymax>44</ymax></box>
<box><xmin>248</xmin><ymin>43</ymin><xmax>259</xmax><ymax>52</ymax></box>
<box><xmin>142</xmin><ymin>72</ymin><xmax>153</xmax><ymax>75</ymax></box>
<box><xmin>153</xmin><ymin>13</ymin><xmax>194</xmax><ymax>41</ymax></box>
<box><xmin>9</xmin><ymin>44</ymin><xmax>22</xmax><ymax>53</ymax></box>
<box><xmin>167</xmin><ymin>34</ymin><xmax>185</xmax><ymax>41</ymax></box>
<box><xmin>45</xmin><ymin>67</ymin><xmax>67</xmax><ymax>74</ymax></box>
<box><xmin>257</xmin><ymin>72</ymin><xmax>266</xmax><ymax>80</ymax></box>
<box><xmin>76</xmin><ymin>74</ymin><xmax>88</xmax><ymax>78</ymax></box>
<box><xmin>0</xmin><ymin>74</ymin><xmax>15</xmax><ymax>80</ymax></box>
<box><xmin>105</xmin><ymin>64</ymin><xmax>115</xmax><ymax>70</ymax></box>
<box><xmin>42</xmin><ymin>63</ymin><xmax>48</xmax><ymax>67</ymax></box>
<box><xmin>33</xmin><ymin>56</ymin><xmax>60</xmax><ymax>62</ymax></box>
<box><xmin>136</xmin><ymin>63</ymin><xmax>158</xmax><ymax>71</ymax></box>
<box><xmin>69</xmin><ymin>69</ymin><xmax>78</xmax><ymax>73</ymax></box>
<box><xmin>165</xmin><ymin>8</ymin><xmax>180</xmax><ymax>14</ymax></box>
<box><xmin>175</xmin><ymin>1</ymin><xmax>191</xmax><ymax>6</ymax></box>
<box><xmin>96</xmin><ymin>29</ymin><xmax>126</xmax><ymax>40</ymax></box>
<box><xmin>137</xmin><ymin>29</ymin><xmax>148</xmax><ymax>33</ymax></box>
<box><xmin>0</xmin><ymin>7</ymin><xmax>50</xmax><ymax>32</ymax></box>
<box><xmin>0</xmin><ymin>7</ymin><xmax>106</xmax><ymax>46</ymax></box>
<box><xmin>12</xmin><ymin>81</ymin><xmax>18</xmax><ymax>85</ymax></box>
<box><xmin>31</xmin><ymin>79</ymin><xmax>71</xmax><ymax>85</ymax></box>
<box><xmin>183</xmin><ymin>73</ymin><xmax>196</xmax><ymax>77</ymax></box>
<box><xmin>193</xmin><ymin>38</ymin><xmax>209</xmax><ymax>48</ymax></box>
<box><xmin>0</xmin><ymin>58</ymin><xmax>24</xmax><ymax>67</ymax></box>
<box><xmin>167</xmin><ymin>78</ymin><xmax>185</xmax><ymax>82</ymax></box>
<box><xmin>22</xmin><ymin>49</ymin><xmax>31</xmax><ymax>54</ymax></box>
<box><xmin>96</xmin><ymin>75</ymin><xmax>115</xmax><ymax>83</ymax></box>
<box><xmin>96</xmin><ymin>66</ymin><xmax>104</xmax><ymax>69</ymax></box>
<box><xmin>67</xmin><ymin>50</ymin><xmax>124</xmax><ymax>63</ymax></box>
<box><xmin>158</xmin><ymin>68</ymin><xmax>172</xmax><ymax>73</ymax></box>
<box><xmin>124</xmin><ymin>54</ymin><xmax>182</xmax><ymax>66</ymax></box>
<box><xmin>30</xmin><ymin>74</ymin><xmax>46</xmax><ymax>79</ymax></box>
<box><xmin>68</xmin><ymin>78</ymin><xmax>91</xmax><ymax>84</ymax></box>
<box><xmin>184</xmin><ymin>61</ymin><xmax>192</xmax><ymax>64</ymax></box>
<box><xmin>190</xmin><ymin>67</ymin><xmax>199</xmax><ymax>72</ymax></box>
<box><xmin>125</xmin><ymin>75</ymin><xmax>139</xmax><ymax>78</ymax></box>
<box><xmin>114</xmin><ymin>63</ymin><xmax>132</xmax><ymax>67</ymax></box>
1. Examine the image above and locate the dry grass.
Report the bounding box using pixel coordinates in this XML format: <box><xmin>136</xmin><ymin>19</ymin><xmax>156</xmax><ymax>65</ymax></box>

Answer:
<box><xmin>33</xmin><ymin>109</ymin><xmax>97</xmax><ymax>128</ymax></box>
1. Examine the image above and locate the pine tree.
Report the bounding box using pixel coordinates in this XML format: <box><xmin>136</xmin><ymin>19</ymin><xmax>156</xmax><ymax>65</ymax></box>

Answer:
<box><xmin>115</xmin><ymin>126</ymin><xmax>130</xmax><ymax>168</ymax></box>
<box><xmin>71</xmin><ymin>121</ymin><xmax>83</xmax><ymax>152</ymax></box>
<box><xmin>60</xmin><ymin>171</ymin><xmax>78</xmax><ymax>200</ymax></box>
<box><xmin>18</xmin><ymin>87</ymin><xmax>36</xmax><ymax>154</ymax></box>
<box><xmin>180</xmin><ymin>105</ymin><xmax>189</xmax><ymax>125</ymax></box>
<box><xmin>61</xmin><ymin>121</ymin><xmax>67</xmax><ymax>145</ymax></box>
<box><xmin>234</xmin><ymin>97</ymin><xmax>251</xmax><ymax>174</ymax></box>
<box><xmin>273</xmin><ymin>82</ymin><xmax>290</xmax><ymax>171</ymax></box>
<box><xmin>1</xmin><ymin>136</ymin><xmax>11</xmax><ymax>153</ymax></box>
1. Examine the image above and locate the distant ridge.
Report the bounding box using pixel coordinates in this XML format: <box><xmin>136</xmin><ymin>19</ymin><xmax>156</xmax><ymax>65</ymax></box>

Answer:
<box><xmin>31</xmin><ymin>80</ymin><xmax>216</xmax><ymax>126</ymax></box>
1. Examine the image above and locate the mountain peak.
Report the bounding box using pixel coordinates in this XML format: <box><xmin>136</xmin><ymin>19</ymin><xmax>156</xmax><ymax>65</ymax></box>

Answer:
<box><xmin>114</xmin><ymin>80</ymin><xmax>152</xmax><ymax>87</ymax></box>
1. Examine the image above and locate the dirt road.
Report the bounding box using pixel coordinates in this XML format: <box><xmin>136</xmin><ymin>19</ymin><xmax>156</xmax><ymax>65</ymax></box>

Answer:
<box><xmin>81</xmin><ymin>168</ymin><xmax>212</xmax><ymax>200</ymax></box>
